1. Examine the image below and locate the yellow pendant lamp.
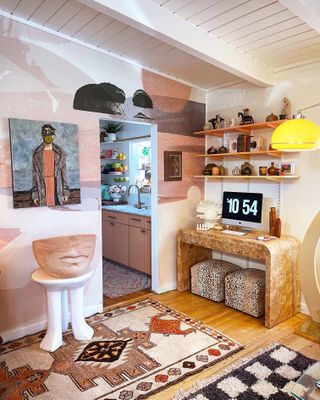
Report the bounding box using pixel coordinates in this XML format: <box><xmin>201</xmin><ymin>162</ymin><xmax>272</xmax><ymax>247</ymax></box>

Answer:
<box><xmin>271</xmin><ymin>119</ymin><xmax>320</xmax><ymax>151</ymax></box>
<box><xmin>271</xmin><ymin>102</ymin><xmax>320</xmax><ymax>151</ymax></box>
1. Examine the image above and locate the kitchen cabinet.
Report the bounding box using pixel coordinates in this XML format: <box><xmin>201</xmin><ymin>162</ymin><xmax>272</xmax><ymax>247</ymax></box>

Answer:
<box><xmin>102</xmin><ymin>213</ymin><xmax>129</xmax><ymax>265</ymax></box>
<box><xmin>102</xmin><ymin>210</ymin><xmax>151</xmax><ymax>274</ymax></box>
<box><xmin>144</xmin><ymin>228</ymin><xmax>151</xmax><ymax>274</ymax></box>
<box><xmin>129</xmin><ymin>226</ymin><xmax>151</xmax><ymax>274</ymax></box>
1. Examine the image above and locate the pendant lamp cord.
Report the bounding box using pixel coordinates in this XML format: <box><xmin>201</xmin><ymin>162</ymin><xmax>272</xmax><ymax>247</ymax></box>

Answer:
<box><xmin>297</xmin><ymin>102</ymin><xmax>320</xmax><ymax>114</ymax></box>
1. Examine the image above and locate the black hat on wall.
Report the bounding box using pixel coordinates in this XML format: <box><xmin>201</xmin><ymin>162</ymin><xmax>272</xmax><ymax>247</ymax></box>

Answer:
<box><xmin>132</xmin><ymin>89</ymin><xmax>153</xmax><ymax>109</ymax></box>
<box><xmin>73</xmin><ymin>82</ymin><xmax>126</xmax><ymax>115</ymax></box>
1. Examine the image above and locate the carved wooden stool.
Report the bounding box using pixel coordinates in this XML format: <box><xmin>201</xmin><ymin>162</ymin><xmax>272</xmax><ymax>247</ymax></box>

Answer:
<box><xmin>191</xmin><ymin>259</ymin><xmax>241</xmax><ymax>302</ymax></box>
<box><xmin>225</xmin><ymin>268</ymin><xmax>265</xmax><ymax>317</ymax></box>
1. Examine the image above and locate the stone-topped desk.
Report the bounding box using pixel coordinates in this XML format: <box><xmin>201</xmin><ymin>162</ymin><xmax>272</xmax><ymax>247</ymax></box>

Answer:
<box><xmin>177</xmin><ymin>228</ymin><xmax>300</xmax><ymax>328</ymax></box>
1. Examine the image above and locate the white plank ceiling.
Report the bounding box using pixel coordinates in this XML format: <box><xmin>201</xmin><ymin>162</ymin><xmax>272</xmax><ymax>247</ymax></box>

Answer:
<box><xmin>1</xmin><ymin>0</ymin><xmax>319</xmax><ymax>89</ymax></box>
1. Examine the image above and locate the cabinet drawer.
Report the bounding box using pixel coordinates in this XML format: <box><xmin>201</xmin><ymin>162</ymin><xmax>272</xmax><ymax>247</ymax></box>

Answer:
<box><xmin>129</xmin><ymin>215</ymin><xmax>145</xmax><ymax>228</ymax></box>
<box><xmin>144</xmin><ymin>218</ymin><xmax>151</xmax><ymax>230</ymax></box>
<box><xmin>129</xmin><ymin>215</ymin><xmax>151</xmax><ymax>228</ymax></box>
<box><xmin>102</xmin><ymin>210</ymin><xmax>129</xmax><ymax>225</ymax></box>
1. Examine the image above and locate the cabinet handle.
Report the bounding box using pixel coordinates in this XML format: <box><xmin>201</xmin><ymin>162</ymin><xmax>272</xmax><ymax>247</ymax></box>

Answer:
<box><xmin>131</xmin><ymin>218</ymin><xmax>141</xmax><ymax>222</ymax></box>
<box><xmin>141</xmin><ymin>229</ymin><xmax>146</xmax><ymax>233</ymax></box>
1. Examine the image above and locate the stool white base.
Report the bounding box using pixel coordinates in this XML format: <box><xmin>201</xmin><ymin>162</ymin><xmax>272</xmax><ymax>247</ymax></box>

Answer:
<box><xmin>31</xmin><ymin>269</ymin><xmax>94</xmax><ymax>352</ymax></box>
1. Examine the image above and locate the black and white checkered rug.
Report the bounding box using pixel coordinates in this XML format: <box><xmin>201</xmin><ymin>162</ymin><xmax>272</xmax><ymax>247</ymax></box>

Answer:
<box><xmin>176</xmin><ymin>344</ymin><xmax>317</xmax><ymax>399</ymax></box>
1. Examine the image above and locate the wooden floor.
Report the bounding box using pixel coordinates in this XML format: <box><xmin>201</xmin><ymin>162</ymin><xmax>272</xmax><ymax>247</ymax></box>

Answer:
<box><xmin>104</xmin><ymin>290</ymin><xmax>320</xmax><ymax>400</ymax></box>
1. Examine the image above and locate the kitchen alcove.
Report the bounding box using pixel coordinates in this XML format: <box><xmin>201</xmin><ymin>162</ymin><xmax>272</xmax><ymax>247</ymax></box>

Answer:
<box><xmin>99</xmin><ymin>118</ymin><xmax>155</xmax><ymax>305</ymax></box>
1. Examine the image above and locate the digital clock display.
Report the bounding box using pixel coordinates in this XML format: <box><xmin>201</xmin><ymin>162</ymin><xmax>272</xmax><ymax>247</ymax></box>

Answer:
<box><xmin>222</xmin><ymin>192</ymin><xmax>263</xmax><ymax>224</ymax></box>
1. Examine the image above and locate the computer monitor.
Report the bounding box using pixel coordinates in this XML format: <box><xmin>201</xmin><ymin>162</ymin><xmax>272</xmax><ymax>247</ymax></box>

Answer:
<box><xmin>222</xmin><ymin>191</ymin><xmax>263</xmax><ymax>230</ymax></box>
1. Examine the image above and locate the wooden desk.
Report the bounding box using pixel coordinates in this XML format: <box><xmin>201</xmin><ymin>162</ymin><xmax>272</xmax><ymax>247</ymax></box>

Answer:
<box><xmin>177</xmin><ymin>228</ymin><xmax>300</xmax><ymax>328</ymax></box>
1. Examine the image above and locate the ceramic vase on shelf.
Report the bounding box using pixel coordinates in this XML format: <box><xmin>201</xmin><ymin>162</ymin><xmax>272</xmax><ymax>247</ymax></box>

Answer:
<box><xmin>268</xmin><ymin>162</ymin><xmax>277</xmax><ymax>176</ymax></box>
<box><xmin>207</xmin><ymin>146</ymin><xmax>218</xmax><ymax>154</ymax></box>
<box><xmin>240</xmin><ymin>161</ymin><xmax>253</xmax><ymax>175</ymax></box>
<box><xmin>218</xmin><ymin>145</ymin><xmax>228</xmax><ymax>153</ymax></box>
<box><xmin>266</xmin><ymin>113</ymin><xmax>278</xmax><ymax>122</ymax></box>
<box><xmin>212</xmin><ymin>166</ymin><xmax>220</xmax><ymax>176</ymax></box>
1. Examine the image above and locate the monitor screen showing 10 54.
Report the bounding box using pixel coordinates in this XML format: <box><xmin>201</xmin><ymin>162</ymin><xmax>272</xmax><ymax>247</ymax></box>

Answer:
<box><xmin>222</xmin><ymin>191</ymin><xmax>263</xmax><ymax>229</ymax></box>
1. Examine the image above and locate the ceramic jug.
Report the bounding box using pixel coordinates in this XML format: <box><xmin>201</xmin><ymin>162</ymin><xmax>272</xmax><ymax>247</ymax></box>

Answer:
<box><xmin>218</xmin><ymin>145</ymin><xmax>228</xmax><ymax>153</ymax></box>
<box><xmin>268</xmin><ymin>162</ymin><xmax>277</xmax><ymax>176</ymax></box>
<box><xmin>207</xmin><ymin>146</ymin><xmax>218</xmax><ymax>154</ymax></box>
<box><xmin>241</xmin><ymin>161</ymin><xmax>253</xmax><ymax>175</ymax></box>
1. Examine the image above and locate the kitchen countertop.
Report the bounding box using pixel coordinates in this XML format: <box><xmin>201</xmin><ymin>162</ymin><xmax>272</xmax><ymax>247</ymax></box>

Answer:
<box><xmin>102</xmin><ymin>204</ymin><xmax>151</xmax><ymax>217</ymax></box>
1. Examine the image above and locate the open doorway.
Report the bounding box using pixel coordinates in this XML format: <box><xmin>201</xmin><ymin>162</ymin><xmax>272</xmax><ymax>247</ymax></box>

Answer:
<box><xmin>99</xmin><ymin>118</ymin><xmax>156</xmax><ymax>306</ymax></box>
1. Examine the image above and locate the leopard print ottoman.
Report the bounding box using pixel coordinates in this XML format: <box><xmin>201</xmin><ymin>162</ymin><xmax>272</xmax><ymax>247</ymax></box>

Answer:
<box><xmin>225</xmin><ymin>268</ymin><xmax>265</xmax><ymax>317</ymax></box>
<box><xmin>191</xmin><ymin>259</ymin><xmax>241</xmax><ymax>302</ymax></box>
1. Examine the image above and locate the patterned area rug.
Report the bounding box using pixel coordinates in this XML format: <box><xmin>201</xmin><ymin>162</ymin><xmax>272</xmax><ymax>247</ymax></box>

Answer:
<box><xmin>0</xmin><ymin>299</ymin><xmax>243</xmax><ymax>400</ymax></box>
<box><xmin>175</xmin><ymin>344</ymin><xmax>317</xmax><ymax>400</ymax></box>
<box><xmin>103</xmin><ymin>260</ymin><xmax>151</xmax><ymax>298</ymax></box>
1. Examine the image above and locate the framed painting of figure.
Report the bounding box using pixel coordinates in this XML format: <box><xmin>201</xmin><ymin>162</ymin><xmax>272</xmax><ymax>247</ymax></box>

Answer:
<box><xmin>164</xmin><ymin>151</ymin><xmax>182</xmax><ymax>181</ymax></box>
<box><xmin>9</xmin><ymin>118</ymin><xmax>80</xmax><ymax>208</ymax></box>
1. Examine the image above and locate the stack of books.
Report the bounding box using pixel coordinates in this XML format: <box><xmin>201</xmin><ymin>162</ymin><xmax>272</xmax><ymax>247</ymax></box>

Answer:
<box><xmin>237</xmin><ymin>134</ymin><xmax>252</xmax><ymax>152</ymax></box>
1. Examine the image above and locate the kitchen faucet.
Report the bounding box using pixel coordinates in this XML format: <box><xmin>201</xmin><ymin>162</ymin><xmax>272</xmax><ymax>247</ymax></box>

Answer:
<box><xmin>128</xmin><ymin>184</ymin><xmax>144</xmax><ymax>209</ymax></box>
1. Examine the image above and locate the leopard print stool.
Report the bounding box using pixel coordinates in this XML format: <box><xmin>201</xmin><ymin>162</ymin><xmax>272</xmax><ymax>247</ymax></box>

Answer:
<box><xmin>191</xmin><ymin>259</ymin><xmax>241</xmax><ymax>302</ymax></box>
<box><xmin>225</xmin><ymin>268</ymin><xmax>265</xmax><ymax>317</ymax></box>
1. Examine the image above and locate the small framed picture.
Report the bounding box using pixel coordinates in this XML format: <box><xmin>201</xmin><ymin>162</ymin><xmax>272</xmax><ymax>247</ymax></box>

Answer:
<box><xmin>250</xmin><ymin>136</ymin><xmax>264</xmax><ymax>152</ymax></box>
<box><xmin>164</xmin><ymin>151</ymin><xmax>182</xmax><ymax>181</ymax></box>
<box><xmin>280</xmin><ymin>161</ymin><xmax>295</xmax><ymax>175</ymax></box>
<box><xmin>228</xmin><ymin>138</ymin><xmax>238</xmax><ymax>153</ymax></box>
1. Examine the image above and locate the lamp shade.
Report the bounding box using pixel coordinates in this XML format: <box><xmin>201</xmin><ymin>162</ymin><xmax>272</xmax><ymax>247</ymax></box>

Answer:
<box><xmin>271</xmin><ymin>119</ymin><xmax>320</xmax><ymax>151</ymax></box>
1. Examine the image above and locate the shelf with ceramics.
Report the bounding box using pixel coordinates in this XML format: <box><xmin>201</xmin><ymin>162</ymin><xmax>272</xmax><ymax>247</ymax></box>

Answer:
<box><xmin>194</xmin><ymin>175</ymin><xmax>299</xmax><ymax>182</ymax></box>
<box><xmin>193</xmin><ymin>120</ymin><xmax>288</xmax><ymax>137</ymax></box>
<box><xmin>193</xmin><ymin>150</ymin><xmax>288</xmax><ymax>160</ymax></box>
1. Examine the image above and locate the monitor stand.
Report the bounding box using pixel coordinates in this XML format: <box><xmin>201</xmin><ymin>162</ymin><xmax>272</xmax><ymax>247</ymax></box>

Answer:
<box><xmin>222</xmin><ymin>225</ymin><xmax>253</xmax><ymax>236</ymax></box>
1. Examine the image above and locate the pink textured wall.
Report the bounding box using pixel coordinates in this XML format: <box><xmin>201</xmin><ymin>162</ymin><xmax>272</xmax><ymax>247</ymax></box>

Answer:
<box><xmin>141</xmin><ymin>70</ymin><xmax>205</xmax><ymax>203</ymax></box>
<box><xmin>157</xmin><ymin>132</ymin><xmax>205</xmax><ymax>200</ymax></box>
<box><xmin>142</xmin><ymin>70</ymin><xmax>191</xmax><ymax>112</ymax></box>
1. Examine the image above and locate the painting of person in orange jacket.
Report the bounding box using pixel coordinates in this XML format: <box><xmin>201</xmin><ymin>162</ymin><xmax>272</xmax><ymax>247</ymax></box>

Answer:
<box><xmin>9</xmin><ymin>118</ymin><xmax>80</xmax><ymax>209</ymax></box>
<box><xmin>31</xmin><ymin>124</ymin><xmax>69</xmax><ymax>207</ymax></box>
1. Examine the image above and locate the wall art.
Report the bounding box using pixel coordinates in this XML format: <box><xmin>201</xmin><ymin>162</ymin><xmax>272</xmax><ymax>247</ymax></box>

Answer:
<box><xmin>164</xmin><ymin>151</ymin><xmax>182</xmax><ymax>181</ymax></box>
<box><xmin>9</xmin><ymin>118</ymin><xmax>80</xmax><ymax>208</ymax></box>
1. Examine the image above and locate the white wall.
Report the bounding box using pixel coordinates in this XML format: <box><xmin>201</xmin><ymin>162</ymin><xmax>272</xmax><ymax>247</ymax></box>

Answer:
<box><xmin>0</xmin><ymin>15</ymin><xmax>206</xmax><ymax>341</ymax></box>
<box><xmin>206</xmin><ymin>62</ymin><xmax>320</xmax><ymax>311</ymax></box>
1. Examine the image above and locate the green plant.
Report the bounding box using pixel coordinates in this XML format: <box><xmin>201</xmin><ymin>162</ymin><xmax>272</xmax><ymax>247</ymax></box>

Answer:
<box><xmin>105</xmin><ymin>122</ymin><xmax>123</xmax><ymax>133</ymax></box>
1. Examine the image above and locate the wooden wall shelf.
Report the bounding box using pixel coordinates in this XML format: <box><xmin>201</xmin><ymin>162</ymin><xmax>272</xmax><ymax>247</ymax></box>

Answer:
<box><xmin>193</xmin><ymin>150</ymin><xmax>286</xmax><ymax>159</ymax></box>
<box><xmin>193</xmin><ymin>120</ymin><xmax>287</xmax><ymax>137</ymax></box>
<box><xmin>194</xmin><ymin>175</ymin><xmax>299</xmax><ymax>182</ymax></box>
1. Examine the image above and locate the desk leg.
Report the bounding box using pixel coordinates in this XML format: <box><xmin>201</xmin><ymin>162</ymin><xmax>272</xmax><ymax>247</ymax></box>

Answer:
<box><xmin>70</xmin><ymin>286</ymin><xmax>94</xmax><ymax>340</ymax></box>
<box><xmin>265</xmin><ymin>242</ymin><xmax>300</xmax><ymax>328</ymax></box>
<box><xmin>40</xmin><ymin>290</ymin><xmax>62</xmax><ymax>352</ymax></box>
<box><xmin>177</xmin><ymin>238</ymin><xmax>211</xmax><ymax>292</ymax></box>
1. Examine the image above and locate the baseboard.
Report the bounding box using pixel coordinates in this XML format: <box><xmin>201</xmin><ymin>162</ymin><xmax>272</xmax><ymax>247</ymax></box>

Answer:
<box><xmin>300</xmin><ymin>302</ymin><xmax>310</xmax><ymax>316</ymax></box>
<box><xmin>153</xmin><ymin>282</ymin><xmax>177</xmax><ymax>294</ymax></box>
<box><xmin>1</xmin><ymin>303</ymin><xmax>103</xmax><ymax>344</ymax></box>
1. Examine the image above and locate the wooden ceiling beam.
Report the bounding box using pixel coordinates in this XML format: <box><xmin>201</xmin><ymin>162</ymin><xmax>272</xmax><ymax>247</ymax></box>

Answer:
<box><xmin>79</xmin><ymin>0</ymin><xmax>275</xmax><ymax>87</ymax></box>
